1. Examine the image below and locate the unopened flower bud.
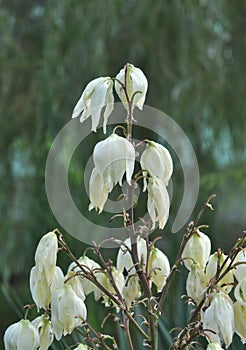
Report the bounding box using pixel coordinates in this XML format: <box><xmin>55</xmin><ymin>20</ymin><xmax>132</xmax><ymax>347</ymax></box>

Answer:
<box><xmin>35</xmin><ymin>231</ymin><xmax>58</xmax><ymax>285</ymax></box>
<box><xmin>140</xmin><ymin>140</ymin><xmax>173</xmax><ymax>186</ymax></box>
<box><xmin>72</xmin><ymin>77</ymin><xmax>114</xmax><ymax>133</ymax></box>
<box><xmin>182</xmin><ymin>229</ymin><xmax>211</xmax><ymax>271</ymax></box>
<box><xmin>202</xmin><ymin>291</ymin><xmax>234</xmax><ymax>348</ymax></box>
<box><xmin>4</xmin><ymin>319</ymin><xmax>40</xmax><ymax>350</ymax></box>
<box><xmin>115</xmin><ymin>63</ymin><xmax>148</xmax><ymax>110</ymax></box>
<box><xmin>32</xmin><ymin>315</ymin><xmax>53</xmax><ymax>350</ymax></box>
<box><xmin>149</xmin><ymin>247</ymin><xmax>170</xmax><ymax>292</ymax></box>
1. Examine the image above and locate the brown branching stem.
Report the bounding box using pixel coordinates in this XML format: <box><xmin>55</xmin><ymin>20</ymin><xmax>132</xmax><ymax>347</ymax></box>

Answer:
<box><xmin>55</xmin><ymin>229</ymin><xmax>149</xmax><ymax>345</ymax></box>
<box><xmin>159</xmin><ymin>194</ymin><xmax>216</xmax><ymax>309</ymax></box>
<box><xmin>123</xmin><ymin>74</ymin><xmax>158</xmax><ymax>350</ymax></box>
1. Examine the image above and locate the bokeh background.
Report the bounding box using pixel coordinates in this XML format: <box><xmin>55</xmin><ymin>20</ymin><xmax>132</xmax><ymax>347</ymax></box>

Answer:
<box><xmin>0</xmin><ymin>1</ymin><xmax>245</xmax><ymax>349</ymax></box>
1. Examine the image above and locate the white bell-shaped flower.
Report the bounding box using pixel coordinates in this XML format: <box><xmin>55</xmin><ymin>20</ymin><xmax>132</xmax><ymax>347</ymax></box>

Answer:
<box><xmin>186</xmin><ymin>262</ymin><xmax>208</xmax><ymax>302</ymax></box>
<box><xmin>234</xmin><ymin>276</ymin><xmax>246</xmax><ymax>306</ymax></box>
<box><xmin>51</xmin><ymin>284</ymin><xmax>87</xmax><ymax>340</ymax></box>
<box><xmin>116</xmin><ymin>237</ymin><xmax>147</xmax><ymax>275</ymax></box>
<box><xmin>233</xmin><ymin>248</ymin><xmax>246</xmax><ymax>282</ymax></box>
<box><xmin>30</xmin><ymin>267</ymin><xmax>51</xmax><ymax>310</ymax></box>
<box><xmin>35</xmin><ymin>231</ymin><xmax>58</xmax><ymax>285</ymax></box>
<box><xmin>4</xmin><ymin>319</ymin><xmax>40</xmax><ymax>350</ymax></box>
<box><xmin>73</xmin><ymin>345</ymin><xmax>89</xmax><ymax>350</ymax></box>
<box><xmin>205</xmin><ymin>252</ymin><xmax>234</xmax><ymax>293</ymax></box>
<box><xmin>147</xmin><ymin>177</ymin><xmax>170</xmax><ymax>229</ymax></box>
<box><xmin>50</xmin><ymin>266</ymin><xmax>65</xmax><ymax>294</ymax></box>
<box><xmin>93</xmin><ymin>133</ymin><xmax>135</xmax><ymax>190</ymax></box>
<box><xmin>206</xmin><ymin>343</ymin><xmax>225</xmax><ymax>350</ymax></box>
<box><xmin>149</xmin><ymin>246</ymin><xmax>170</xmax><ymax>292</ymax></box>
<box><xmin>115</xmin><ymin>63</ymin><xmax>148</xmax><ymax>109</ymax></box>
<box><xmin>65</xmin><ymin>271</ymin><xmax>86</xmax><ymax>301</ymax></box>
<box><xmin>233</xmin><ymin>301</ymin><xmax>246</xmax><ymax>343</ymax></box>
<box><xmin>140</xmin><ymin>140</ymin><xmax>173</xmax><ymax>186</ymax></box>
<box><xmin>32</xmin><ymin>315</ymin><xmax>54</xmax><ymax>350</ymax></box>
<box><xmin>182</xmin><ymin>229</ymin><xmax>211</xmax><ymax>271</ymax></box>
<box><xmin>68</xmin><ymin>256</ymin><xmax>102</xmax><ymax>297</ymax></box>
<box><xmin>30</xmin><ymin>266</ymin><xmax>64</xmax><ymax>310</ymax></box>
<box><xmin>101</xmin><ymin>267</ymin><xmax>124</xmax><ymax>307</ymax></box>
<box><xmin>88</xmin><ymin>167</ymin><xmax>109</xmax><ymax>213</ymax></box>
<box><xmin>202</xmin><ymin>291</ymin><xmax>234</xmax><ymax>348</ymax></box>
<box><xmin>123</xmin><ymin>275</ymin><xmax>141</xmax><ymax>308</ymax></box>
<box><xmin>72</xmin><ymin>77</ymin><xmax>114</xmax><ymax>133</ymax></box>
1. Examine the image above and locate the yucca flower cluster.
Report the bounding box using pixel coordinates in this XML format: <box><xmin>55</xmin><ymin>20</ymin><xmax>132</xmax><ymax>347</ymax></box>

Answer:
<box><xmin>181</xmin><ymin>229</ymin><xmax>246</xmax><ymax>349</ymax></box>
<box><xmin>72</xmin><ymin>63</ymin><xmax>173</xmax><ymax>230</ymax></box>
<box><xmin>4</xmin><ymin>63</ymin><xmax>246</xmax><ymax>350</ymax></box>
<box><xmin>4</xmin><ymin>228</ymin><xmax>171</xmax><ymax>350</ymax></box>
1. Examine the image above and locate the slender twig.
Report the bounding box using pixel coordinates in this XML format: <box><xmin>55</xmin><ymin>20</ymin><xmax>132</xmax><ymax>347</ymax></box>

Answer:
<box><xmin>92</xmin><ymin>243</ymin><xmax>125</xmax><ymax>306</ymax></box>
<box><xmin>159</xmin><ymin>194</ymin><xmax>216</xmax><ymax>309</ymax></box>
<box><xmin>125</xmin><ymin>317</ymin><xmax>134</xmax><ymax>350</ymax></box>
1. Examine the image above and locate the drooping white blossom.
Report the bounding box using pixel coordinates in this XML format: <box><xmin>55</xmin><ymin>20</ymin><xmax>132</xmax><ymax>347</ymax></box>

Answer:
<box><xmin>233</xmin><ymin>301</ymin><xmax>246</xmax><ymax>343</ymax></box>
<box><xmin>101</xmin><ymin>267</ymin><xmax>125</xmax><ymax>307</ymax></box>
<box><xmin>30</xmin><ymin>267</ymin><xmax>51</xmax><ymax>310</ymax></box>
<box><xmin>93</xmin><ymin>133</ymin><xmax>135</xmax><ymax>190</ymax></box>
<box><xmin>182</xmin><ymin>229</ymin><xmax>211</xmax><ymax>271</ymax></box>
<box><xmin>72</xmin><ymin>77</ymin><xmax>114</xmax><ymax>133</ymax></box>
<box><xmin>31</xmin><ymin>315</ymin><xmax>54</xmax><ymax>350</ymax></box>
<box><xmin>147</xmin><ymin>177</ymin><xmax>170</xmax><ymax>229</ymax></box>
<box><xmin>51</xmin><ymin>284</ymin><xmax>87</xmax><ymax>340</ymax></box>
<box><xmin>65</xmin><ymin>271</ymin><xmax>86</xmax><ymax>301</ymax></box>
<box><xmin>202</xmin><ymin>292</ymin><xmax>234</xmax><ymax>348</ymax></box>
<box><xmin>186</xmin><ymin>262</ymin><xmax>208</xmax><ymax>302</ymax></box>
<box><xmin>35</xmin><ymin>231</ymin><xmax>58</xmax><ymax>285</ymax></box>
<box><xmin>73</xmin><ymin>345</ymin><xmax>89</xmax><ymax>350</ymax></box>
<box><xmin>4</xmin><ymin>319</ymin><xmax>40</xmax><ymax>350</ymax></box>
<box><xmin>149</xmin><ymin>246</ymin><xmax>170</xmax><ymax>292</ymax></box>
<box><xmin>68</xmin><ymin>255</ymin><xmax>102</xmax><ymax>299</ymax></box>
<box><xmin>30</xmin><ymin>266</ymin><xmax>64</xmax><ymax>310</ymax></box>
<box><xmin>234</xmin><ymin>276</ymin><xmax>246</xmax><ymax>306</ymax></box>
<box><xmin>122</xmin><ymin>275</ymin><xmax>141</xmax><ymax>308</ymax></box>
<box><xmin>116</xmin><ymin>237</ymin><xmax>147</xmax><ymax>275</ymax></box>
<box><xmin>205</xmin><ymin>252</ymin><xmax>234</xmax><ymax>293</ymax></box>
<box><xmin>88</xmin><ymin>167</ymin><xmax>109</xmax><ymax>213</ymax></box>
<box><xmin>140</xmin><ymin>140</ymin><xmax>173</xmax><ymax>186</ymax></box>
<box><xmin>115</xmin><ymin>63</ymin><xmax>148</xmax><ymax>109</ymax></box>
<box><xmin>206</xmin><ymin>343</ymin><xmax>225</xmax><ymax>350</ymax></box>
<box><xmin>233</xmin><ymin>248</ymin><xmax>246</xmax><ymax>282</ymax></box>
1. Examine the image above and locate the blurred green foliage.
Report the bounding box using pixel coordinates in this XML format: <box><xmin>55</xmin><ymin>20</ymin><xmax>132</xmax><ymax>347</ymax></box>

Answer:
<box><xmin>0</xmin><ymin>0</ymin><xmax>245</xmax><ymax>349</ymax></box>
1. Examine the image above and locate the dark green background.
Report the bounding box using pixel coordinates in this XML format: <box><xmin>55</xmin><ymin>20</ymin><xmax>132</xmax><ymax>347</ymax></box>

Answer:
<box><xmin>0</xmin><ymin>1</ymin><xmax>245</xmax><ymax>349</ymax></box>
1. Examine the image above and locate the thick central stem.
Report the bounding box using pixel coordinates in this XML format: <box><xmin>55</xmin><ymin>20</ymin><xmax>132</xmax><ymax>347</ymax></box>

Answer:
<box><xmin>126</xmin><ymin>98</ymin><xmax>158</xmax><ymax>350</ymax></box>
